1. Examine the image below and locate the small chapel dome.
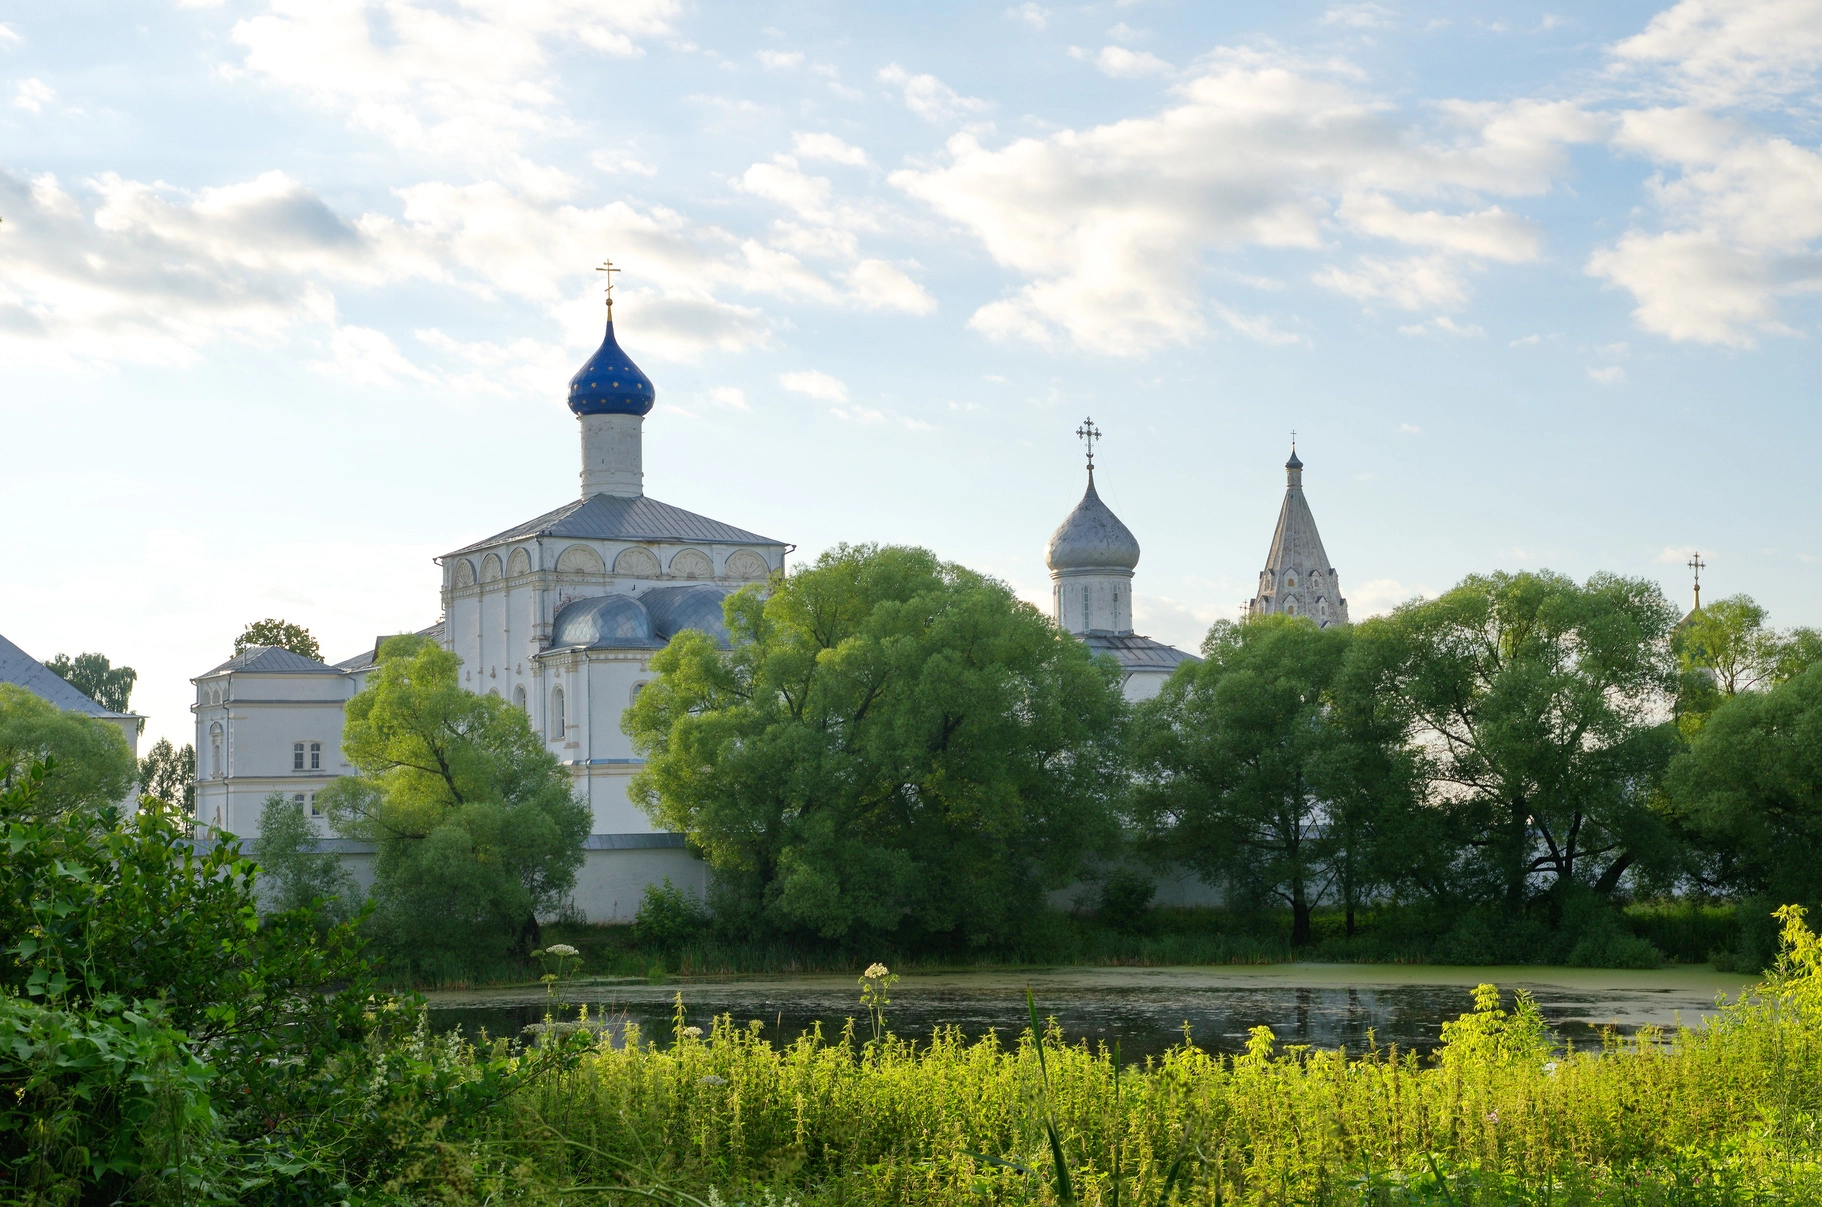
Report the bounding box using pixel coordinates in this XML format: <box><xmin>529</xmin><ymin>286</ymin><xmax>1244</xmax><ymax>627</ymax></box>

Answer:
<box><xmin>641</xmin><ymin>584</ymin><xmax>732</xmax><ymax>647</ymax></box>
<box><xmin>568</xmin><ymin>317</ymin><xmax>655</xmax><ymax>417</ymax></box>
<box><xmin>1285</xmin><ymin>447</ymin><xmax>1303</xmax><ymax>470</ymax></box>
<box><xmin>1046</xmin><ymin>472</ymin><xmax>1141</xmax><ymax>572</ymax></box>
<box><xmin>549</xmin><ymin>594</ymin><xmax>659</xmax><ymax>648</ymax></box>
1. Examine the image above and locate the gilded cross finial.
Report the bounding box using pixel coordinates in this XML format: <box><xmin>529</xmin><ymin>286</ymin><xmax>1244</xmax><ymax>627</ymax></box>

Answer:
<box><xmin>596</xmin><ymin>258</ymin><xmax>621</xmax><ymax>312</ymax></box>
<box><xmin>1076</xmin><ymin>416</ymin><xmax>1101</xmax><ymax>471</ymax></box>
<box><xmin>1688</xmin><ymin>551</ymin><xmax>1706</xmax><ymax>610</ymax></box>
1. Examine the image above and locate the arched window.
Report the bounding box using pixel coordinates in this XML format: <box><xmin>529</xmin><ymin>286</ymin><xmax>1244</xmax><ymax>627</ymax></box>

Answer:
<box><xmin>310</xmin><ymin>742</ymin><xmax>321</xmax><ymax>770</ymax></box>
<box><xmin>209</xmin><ymin>723</ymin><xmax>224</xmax><ymax>778</ymax></box>
<box><xmin>551</xmin><ymin>687</ymin><xmax>566</xmax><ymax>739</ymax></box>
<box><xmin>513</xmin><ymin>684</ymin><xmax>527</xmax><ymax>710</ymax></box>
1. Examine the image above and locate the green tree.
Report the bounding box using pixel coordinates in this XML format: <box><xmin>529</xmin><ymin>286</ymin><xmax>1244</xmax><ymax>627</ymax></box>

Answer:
<box><xmin>1131</xmin><ymin>616</ymin><xmax>1412</xmax><ymax>944</ymax></box>
<box><xmin>138</xmin><ymin>736</ymin><xmax>196</xmax><ymax>817</ymax></box>
<box><xmin>235</xmin><ymin>617</ymin><xmax>321</xmax><ymax>661</ymax></box>
<box><xmin>43</xmin><ymin>650</ymin><xmax>137</xmax><ymax>713</ymax></box>
<box><xmin>254</xmin><ymin>791</ymin><xmax>361</xmax><ymax>926</ymax></box>
<box><xmin>1665</xmin><ymin>664</ymin><xmax>1822</xmax><ymax>907</ymax></box>
<box><xmin>1672</xmin><ymin>595</ymin><xmax>1822</xmax><ymax>734</ymax></box>
<box><xmin>318</xmin><ymin>635</ymin><xmax>590</xmax><ymax>966</ymax></box>
<box><xmin>1370</xmin><ymin>570</ymin><xmax>1680</xmax><ymax>908</ymax></box>
<box><xmin>625</xmin><ymin>544</ymin><xmax>1127</xmax><ymax>947</ymax></box>
<box><xmin>0</xmin><ymin>684</ymin><xmax>136</xmax><ymax>809</ymax></box>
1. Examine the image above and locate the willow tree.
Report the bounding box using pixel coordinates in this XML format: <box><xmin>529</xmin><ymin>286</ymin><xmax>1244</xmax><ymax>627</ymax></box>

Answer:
<box><xmin>625</xmin><ymin>544</ymin><xmax>1127</xmax><ymax>948</ymax></box>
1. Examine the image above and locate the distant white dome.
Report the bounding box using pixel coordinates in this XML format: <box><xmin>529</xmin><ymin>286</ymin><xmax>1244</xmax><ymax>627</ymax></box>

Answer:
<box><xmin>1046</xmin><ymin>473</ymin><xmax>1140</xmax><ymax>572</ymax></box>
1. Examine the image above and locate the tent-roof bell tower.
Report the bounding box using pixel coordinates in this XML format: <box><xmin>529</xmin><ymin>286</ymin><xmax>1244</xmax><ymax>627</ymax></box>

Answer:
<box><xmin>1248</xmin><ymin>436</ymin><xmax>1349</xmax><ymax>628</ymax></box>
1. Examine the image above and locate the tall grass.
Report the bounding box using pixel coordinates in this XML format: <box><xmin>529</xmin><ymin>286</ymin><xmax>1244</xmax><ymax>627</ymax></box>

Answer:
<box><xmin>444</xmin><ymin>907</ymin><xmax>1822</xmax><ymax>1205</ymax></box>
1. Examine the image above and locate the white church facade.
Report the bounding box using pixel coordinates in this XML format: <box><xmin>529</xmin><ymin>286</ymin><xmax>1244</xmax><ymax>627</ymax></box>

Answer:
<box><xmin>189</xmin><ymin>284</ymin><xmax>1352</xmax><ymax>922</ymax></box>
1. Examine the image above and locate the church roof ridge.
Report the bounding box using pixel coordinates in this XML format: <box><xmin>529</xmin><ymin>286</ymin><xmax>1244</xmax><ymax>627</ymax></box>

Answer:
<box><xmin>447</xmin><ymin>492</ymin><xmax>783</xmax><ymax>557</ymax></box>
<box><xmin>200</xmin><ymin>645</ymin><xmax>338</xmax><ymax>677</ymax></box>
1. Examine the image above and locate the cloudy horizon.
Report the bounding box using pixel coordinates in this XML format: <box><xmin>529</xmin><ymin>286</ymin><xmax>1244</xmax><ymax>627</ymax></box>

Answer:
<box><xmin>3</xmin><ymin>0</ymin><xmax>1818</xmax><ymax>752</ymax></box>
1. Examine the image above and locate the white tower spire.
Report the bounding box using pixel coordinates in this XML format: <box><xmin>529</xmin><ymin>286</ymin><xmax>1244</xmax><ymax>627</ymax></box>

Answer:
<box><xmin>1248</xmin><ymin>438</ymin><xmax>1349</xmax><ymax>627</ymax></box>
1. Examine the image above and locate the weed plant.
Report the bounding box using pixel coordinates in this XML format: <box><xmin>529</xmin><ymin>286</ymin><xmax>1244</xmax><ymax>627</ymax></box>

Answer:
<box><xmin>459</xmin><ymin>906</ymin><xmax>1822</xmax><ymax>1205</ymax></box>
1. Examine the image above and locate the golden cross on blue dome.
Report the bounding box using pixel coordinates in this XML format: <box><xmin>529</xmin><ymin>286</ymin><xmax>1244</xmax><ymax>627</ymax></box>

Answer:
<box><xmin>1076</xmin><ymin>416</ymin><xmax>1101</xmax><ymax>470</ymax></box>
<box><xmin>596</xmin><ymin>258</ymin><xmax>621</xmax><ymax>309</ymax></box>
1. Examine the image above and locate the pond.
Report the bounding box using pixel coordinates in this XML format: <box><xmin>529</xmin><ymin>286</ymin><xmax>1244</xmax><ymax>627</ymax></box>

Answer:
<box><xmin>423</xmin><ymin>964</ymin><xmax>1756</xmax><ymax>1060</ymax></box>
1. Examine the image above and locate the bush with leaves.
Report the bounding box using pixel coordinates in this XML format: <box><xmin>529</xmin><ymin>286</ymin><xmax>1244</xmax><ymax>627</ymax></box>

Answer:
<box><xmin>633</xmin><ymin>876</ymin><xmax>710</xmax><ymax>949</ymax></box>
<box><xmin>137</xmin><ymin>735</ymin><xmax>196</xmax><ymax>817</ymax></box>
<box><xmin>235</xmin><ymin>617</ymin><xmax>322</xmax><ymax>661</ymax></box>
<box><xmin>253</xmin><ymin>791</ymin><xmax>362</xmax><ymax>926</ymax></box>
<box><xmin>0</xmin><ymin>684</ymin><xmax>136</xmax><ymax>810</ymax></box>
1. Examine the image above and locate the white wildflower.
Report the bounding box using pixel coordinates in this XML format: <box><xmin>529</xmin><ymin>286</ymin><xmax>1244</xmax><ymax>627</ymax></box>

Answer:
<box><xmin>863</xmin><ymin>963</ymin><xmax>889</xmax><ymax>979</ymax></box>
<box><xmin>698</xmin><ymin>1073</ymin><xmax>728</xmax><ymax>1086</ymax></box>
<box><xmin>682</xmin><ymin>1025</ymin><xmax>704</xmax><ymax>1039</ymax></box>
<box><xmin>546</xmin><ymin>943</ymin><xmax>580</xmax><ymax>958</ymax></box>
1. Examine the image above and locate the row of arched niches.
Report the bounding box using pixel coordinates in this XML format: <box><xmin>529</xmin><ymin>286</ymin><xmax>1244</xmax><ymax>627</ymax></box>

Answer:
<box><xmin>450</xmin><ymin>544</ymin><xmax>772</xmax><ymax>587</ymax></box>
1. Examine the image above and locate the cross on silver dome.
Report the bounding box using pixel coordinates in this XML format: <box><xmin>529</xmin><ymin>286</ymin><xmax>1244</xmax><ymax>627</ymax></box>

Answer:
<box><xmin>1076</xmin><ymin>416</ymin><xmax>1101</xmax><ymax>471</ymax></box>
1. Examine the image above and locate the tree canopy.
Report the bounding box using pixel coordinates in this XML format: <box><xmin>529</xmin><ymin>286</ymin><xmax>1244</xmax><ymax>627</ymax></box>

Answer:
<box><xmin>1665</xmin><ymin>664</ymin><xmax>1822</xmax><ymax>906</ymax></box>
<box><xmin>44</xmin><ymin>650</ymin><xmax>136</xmax><ymax>714</ymax></box>
<box><xmin>138</xmin><ymin>736</ymin><xmax>196</xmax><ymax>817</ymax></box>
<box><xmin>1364</xmin><ymin>570</ymin><xmax>1681</xmax><ymax>908</ymax></box>
<box><xmin>1131</xmin><ymin>615</ymin><xmax>1416</xmax><ymax>943</ymax></box>
<box><xmin>318</xmin><ymin>635</ymin><xmax>589</xmax><ymax>964</ymax></box>
<box><xmin>0</xmin><ymin>684</ymin><xmax>137</xmax><ymax>809</ymax></box>
<box><xmin>625</xmin><ymin>543</ymin><xmax>1127</xmax><ymax>947</ymax></box>
<box><xmin>236</xmin><ymin>617</ymin><xmax>322</xmax><ymax>661</ymax></box>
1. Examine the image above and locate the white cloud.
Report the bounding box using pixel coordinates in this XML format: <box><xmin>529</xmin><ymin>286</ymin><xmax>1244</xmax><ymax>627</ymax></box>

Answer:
<box><xmin>890</xmin><ymin>53</ymin><xmax>1598</xmax><ymax>353</ymax></box>
<box><xmin>0</xmin><ymin>24</ymin><xmax>19</xmax><ymax>44</ymax></box>
<box><xmin>13</xmin><ymin>78</ymin><xmax>51</xmax><ymax>112</ymax></box>
<box><xmin>877</xmin><ymin>63</ymin><xmax>991</xmax><ymax>124</ymax></box>
<box><xmin>1657</xmin><ymin>544</ymin><xmax>1702</xmax><ymax>564</ymax></box>
<box><xmin>792</xmin><ymin>131</ymin><xmax>869</xmax><ymax>166</ymax></box>
<box><xmin>1214</xmin><ymin>305</ymin><xmax>1309</xmax><ymax>345</ymax></box>
<box><xmin>224</xmin><ymin>0</ymin><xmax>678</xmax><ymax>159</ymax></box>
<box><xmin>1398</xmin><ymin>315</ymin><xmax>1485</xmax><ymax>336</ymax></box>
<box><xmin>1399</xmin><ymin>422</ymin><xmax>1423</xmax><ymax>432</ymax></box>
<box><xmin>1072</xmin><ymin>45</ymin><xmax>1173</xmax><ymax>77</ymax></box>
<box><xmin>1009</xmin><ymin>3</ymin><xmax>1050</xmax><ymax>30</ymax></box>
<box><xmin>1348</xmin><ymin>577</ymin><xmax>1430</xmax><ymax>617</ymax></box>
<box><xmin>758</xmin><ymin>49</ymin><xmax>804</xmax><ymax>70</ymax></box>
<box><xmin>708</xmin><ymin>386</ymin><xmax>749</xmax><ymax>410</ymax></box>
<box><xmin>1315</xmin><ymin>255</ymin><xmax>1468</xmax><ymax>310</ymax></box>
<box><xmin>781</xmin><ymin>370</ymin><xmax>848</xmax><ymax>401</ymax></box>
<box><xmin>313</xmin><ymin>325</ymin><xmax>435</xmax><ymax>385</ymax></box>
<box><xmin>1610</xmin><ymin>0</ymin><xmax>1822</xmax><ymax>108</ymax></box>
<box><xmin>1322</xmin><ymin>3</ymin><xmax>1395</xmax><ymax>28</ymax></box>
<box><xmin>845</xmin><ymin>259</ymin><xmax>937</xmax><ymax>313</ymax></box>
<box><xmin>1588</xmin><ymin>107</ymin><xmax>1822</xmax><ymax>345</ymax></box>
<box><xmin>1588</xmin><ymin>364</ymin><xmax>1625</xmax><ymax>383</ymax></box>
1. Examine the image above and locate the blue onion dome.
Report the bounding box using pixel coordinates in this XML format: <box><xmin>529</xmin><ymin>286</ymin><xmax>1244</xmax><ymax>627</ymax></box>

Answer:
<box><xmin>641</xmin><ymin>584</ymin><xmax>732</xmax><ymax>647</ymax></box>
<box><xmin>568</xmin><ymin>315</ymin><xmax>655</xmax><ymax>417</ymax></box>
<box><xmin>1046</xmin><ymin>471</ymin><xmax>1141</xmax><ymax>571</ymax></box>
<box><xmin>549</xmin><ymin>594</ymin><xmax>658</xmax><ymax>648</ymax></box>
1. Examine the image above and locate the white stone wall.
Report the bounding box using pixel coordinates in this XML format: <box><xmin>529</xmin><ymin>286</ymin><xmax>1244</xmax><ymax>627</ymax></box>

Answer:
<box><xmin>192</xmin><ymin>669</ymin><xmax>353</xmax><ymax>841</ymax></box>
<box><xmin>1051</xmin><ymin>567</ymin><xmax>1135</xmax><ymax>635</ymax></box>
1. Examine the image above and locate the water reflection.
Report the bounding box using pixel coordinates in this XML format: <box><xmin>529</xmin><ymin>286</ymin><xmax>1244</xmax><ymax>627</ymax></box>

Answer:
<box><xmin>426</xmin><ymin>969</ymin><xmax>1742</xmax><ymax>1060</ymax></box>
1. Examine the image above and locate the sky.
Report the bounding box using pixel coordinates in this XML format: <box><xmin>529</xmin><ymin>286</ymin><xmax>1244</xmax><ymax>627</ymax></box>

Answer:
<box><xmin>2</xmin><ymin>0</ymin><xmax>1820</xmax><ymax>755</ymax></box>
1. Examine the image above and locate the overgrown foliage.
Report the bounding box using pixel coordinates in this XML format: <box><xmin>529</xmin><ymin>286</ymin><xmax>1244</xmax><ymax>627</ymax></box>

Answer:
<box><xmin>137</xmin><ymin>735</ymin><xmax>195</xmax><ymax>817</ymax></box>
<box><xmin>626</xmin><ymin>543</ymin><xmax>1127</xmax><ymax>949</ymax></box>
<box><xmin>320</xmin><ymin>634</ymin><xmax>592</xmax><ymax>969</ymax></box>
<box><xmin>253</xmin><ymin>790</ymin><xmax>360</xmax><ymax>925</ymax></box>
<box><xmin>0</xmin><ymin>684</ymin><xmax>136</xmax><ymax>807</ymax></box>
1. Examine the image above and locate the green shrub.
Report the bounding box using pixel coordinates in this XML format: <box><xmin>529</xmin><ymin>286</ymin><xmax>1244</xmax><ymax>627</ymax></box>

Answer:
<box><xmin>1096</xmin><ymin>867</ymin><xmax>1157</xmax><ymax>935</ymax></box>
<box><xmin>634</xmin><ymin>876</ymin><xmax>710</xmax><ymax>949</ymax></box>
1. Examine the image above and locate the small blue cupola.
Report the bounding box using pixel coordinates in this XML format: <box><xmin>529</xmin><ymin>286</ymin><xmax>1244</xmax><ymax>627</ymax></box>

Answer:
<box><xmin>567</xmin><ymin>276</ymin><xmax>655</xmax><ymax>416</ymax></box>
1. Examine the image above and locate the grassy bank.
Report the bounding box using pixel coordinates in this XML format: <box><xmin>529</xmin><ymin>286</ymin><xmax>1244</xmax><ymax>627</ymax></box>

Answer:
<box><xmin>418</xmin><ymin>907</ymin><xmax>1822</xmax><ymax>1205</ymax></box>
<box><xmin>384</xmin><ymin>900</ymin><xmax>1751</xmax><ymax>989</ymax></box>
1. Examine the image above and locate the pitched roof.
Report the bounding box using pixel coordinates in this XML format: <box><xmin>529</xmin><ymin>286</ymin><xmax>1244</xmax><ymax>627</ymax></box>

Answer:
<box><xmin>1082</xmin><ymin>632</ymin><xmax>1200</xmax><ymax>672</ymax></box>
<box><xmin>199</xmin><ymin>646</ymin><xmax>339</xmax><ymax>677</ymax></box>
<box><xmin>447</xmin><ymin>492</ymin><xmax>782</xmax><ymax>557</ymax></box>
<box><xmin>0</xmin><ymin>631</ymin><xmax>129</xmax><ymax>717</ymax></box>
<box><xmin>1262</xmin><ymin>478</ymin><xmax>1335</xmax><ymax>575</ymax></box>
<box><xmin>331</xmin><ymin>621</ymin><xmax>446</xmax><ymax>672</ymax></box>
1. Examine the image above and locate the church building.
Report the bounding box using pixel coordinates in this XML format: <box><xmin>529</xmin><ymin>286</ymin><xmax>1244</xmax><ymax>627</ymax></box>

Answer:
<box><xmin>1043</xmin><ymin>419</ymin><xmax>1197</xmax><ymax>700</ymax></box>
<box><xmin>189</xmin><ymin>274</ymin><xmax>1355</xmax><ymax>923</ymax></box>
<box><xmin>192</xmin><ymin>271</ymin><xmax>781</xmax><ymax>918</ymax></box>
<box><xmin>1247</xmin><ymin>444</ymin><xmax>1349</xmax><ymax>627</ymax></box>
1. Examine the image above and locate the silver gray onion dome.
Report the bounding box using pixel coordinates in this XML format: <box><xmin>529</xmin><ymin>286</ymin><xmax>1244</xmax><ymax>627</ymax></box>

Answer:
<box><xmin>549</xmin><ymin>594</ymin><xmax>659</xmax><ymax>648</ymax></box>
<box><xmin>1045</xmin><ymin>472</ymin><xmax>1141</xmax><ymax>572</ymax></box>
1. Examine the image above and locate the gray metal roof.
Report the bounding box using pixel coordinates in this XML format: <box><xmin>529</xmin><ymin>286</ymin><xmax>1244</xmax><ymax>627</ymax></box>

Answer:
<box><xmin>200</xmin><ymin>646</ymin><xmax>339</xmax><ymax>677</ymax></box>
<box><xmin>1082</xmin><ymin>632</ymin><xmax>1199</xmax><ymax>672</ymax></box>
<box><xmin>448</xmin><ymin>493</ymin><xmax>782</xmax><ymax>558</ymax></box>
<box><xmin>331</xmin><ymin>621</ymin><xmax>446</xmax><ymax>673</ymax></box>
<box><xmin>1047</xmin><ymin>471</ymin><xmax>1141</xmax><ymax>572</ymax></box>
<box><xmin>0</xmin><ymin>631</ymin><xmax>131</xmax><ymax>718</ymax></box>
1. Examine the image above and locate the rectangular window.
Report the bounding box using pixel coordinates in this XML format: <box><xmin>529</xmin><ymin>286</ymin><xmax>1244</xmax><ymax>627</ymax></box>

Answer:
<box><xmin>309</xmin><ymin>742</ymin><xmax>321</xmax><ymax>770</ymax></box>
<box><xmin>292</xmin><ymin>742</ymin><xmax>305</xmax><ymax>771</ymax></box>
<box><xmin>292</xmin><ymin>793</ymin><xmax>305</xmax><ymax>808</ymax></box>
<box><xmin>309</xmin><ymin>794</ymin><xmax>321</xmax><ymax>818</ymax></box>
